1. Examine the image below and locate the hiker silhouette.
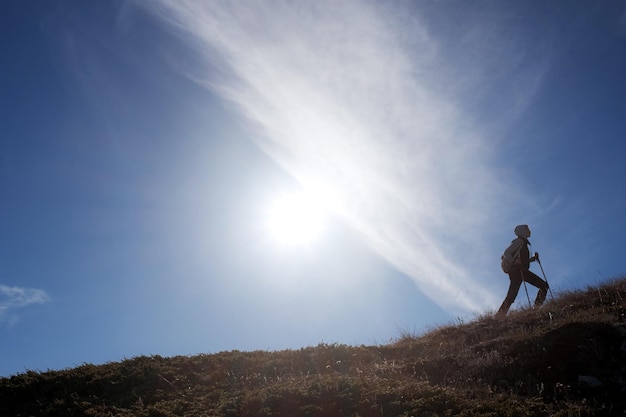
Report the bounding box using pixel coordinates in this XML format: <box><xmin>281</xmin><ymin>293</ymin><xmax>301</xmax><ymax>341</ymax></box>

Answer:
<box><xmin>497</xmin><ymin>224</ymin><xmax>549</xmax><ymax>317</ymax></box>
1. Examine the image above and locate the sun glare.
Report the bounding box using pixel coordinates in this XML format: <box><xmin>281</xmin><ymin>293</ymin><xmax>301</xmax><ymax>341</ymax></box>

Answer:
<box><xmin>267</xmin><ymin>192</ymin><xmax>327</xmax><ymax>245</ymax></box>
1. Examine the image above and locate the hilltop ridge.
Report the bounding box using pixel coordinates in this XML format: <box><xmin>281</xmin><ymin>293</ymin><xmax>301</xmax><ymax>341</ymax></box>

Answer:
<box><xmin>2</xmin><ymin>277</ymin><xmax>626</xmax><ymax>416</ymax></box>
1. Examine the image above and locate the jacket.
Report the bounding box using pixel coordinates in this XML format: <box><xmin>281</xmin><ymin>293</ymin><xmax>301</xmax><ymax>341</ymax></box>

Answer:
<box><xmin>506</xmin><ymin>237</ymin><xmax>531</xmax><ymax>271</ymax></box>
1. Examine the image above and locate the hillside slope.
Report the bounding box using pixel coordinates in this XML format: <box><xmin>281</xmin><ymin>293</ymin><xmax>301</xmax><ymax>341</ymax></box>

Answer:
<box><xmin>2</xmin><ymin>277</ymin><xmax>626</xmax><ymax>416</ymax></box>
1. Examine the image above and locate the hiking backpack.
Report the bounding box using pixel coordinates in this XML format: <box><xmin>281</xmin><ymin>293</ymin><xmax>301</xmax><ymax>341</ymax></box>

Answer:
<box><xmin>501</xmin><ymin>238</ymin><xmax>525</xmax><ymax>273</ymax></box>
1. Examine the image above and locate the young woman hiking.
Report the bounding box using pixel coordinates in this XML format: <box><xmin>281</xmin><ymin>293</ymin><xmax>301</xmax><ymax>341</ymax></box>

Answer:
<box><xmin>497</xmin><ymin>225</ymin><xmax>549</xmax><ymax>317</ymax></box>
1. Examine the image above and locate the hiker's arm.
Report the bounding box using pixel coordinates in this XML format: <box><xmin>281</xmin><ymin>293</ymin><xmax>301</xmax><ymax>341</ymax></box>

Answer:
<box><xmin>529</xmin><ymin>252</ymin><xmax>539</xmax><ymax>262</ymax></box>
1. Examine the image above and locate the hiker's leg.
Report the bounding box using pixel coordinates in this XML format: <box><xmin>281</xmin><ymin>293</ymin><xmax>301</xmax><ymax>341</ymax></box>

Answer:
<box><xmin>498</xmin><ymin>273</ymin><xmax>522</xmax><ymax>316</ymax></box>
<box><xmin>522</xmin><ymin>270</ymin><xmax>548</xmax><ymax>306</ymax></box>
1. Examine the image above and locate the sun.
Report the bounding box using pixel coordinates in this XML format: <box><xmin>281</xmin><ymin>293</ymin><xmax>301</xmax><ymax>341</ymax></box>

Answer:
<box><xmin>267</xmin><ymin>191</ymin><xmax>328</xmax><ymax>245</ymax></box>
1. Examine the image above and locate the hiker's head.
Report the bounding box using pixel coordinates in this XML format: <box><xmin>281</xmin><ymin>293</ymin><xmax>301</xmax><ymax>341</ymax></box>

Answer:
<box><xmin>514</xmin><ymin>224</ymin><xmax>531</xmax><ymax>238</ymax></box>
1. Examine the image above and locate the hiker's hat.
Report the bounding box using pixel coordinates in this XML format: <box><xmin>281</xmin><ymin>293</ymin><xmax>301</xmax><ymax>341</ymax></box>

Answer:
<box><xmin>514</xmin><ymin>224</ymin><xmax>530</xmax><ymax>238</ymax></box>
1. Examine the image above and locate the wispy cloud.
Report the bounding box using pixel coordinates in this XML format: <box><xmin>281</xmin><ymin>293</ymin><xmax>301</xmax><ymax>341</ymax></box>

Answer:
<box><xmin>0</xmin><ymin>285</ymin><xmax>50</xmax><ymax>326</ymax></box>
<box><xmin>150</xmin><ymin>0</ymin><xmax>538</xmax><ymax>315</ymax></box>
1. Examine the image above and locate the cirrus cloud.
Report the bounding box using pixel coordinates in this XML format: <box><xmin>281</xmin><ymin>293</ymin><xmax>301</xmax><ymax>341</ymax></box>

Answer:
<box><xmin>149</xmin><ymin>0</ymin><xmax>546</xmax><ymax>315</ymax></box>
<box><xmin>0</xmin><ymin>285</ymin><xmax>50</xmax><ymax>326</ymax></box>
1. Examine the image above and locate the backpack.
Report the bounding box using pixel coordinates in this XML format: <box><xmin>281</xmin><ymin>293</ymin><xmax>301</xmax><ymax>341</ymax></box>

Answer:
<box><xmin>501</xmin><ymin>238</ymin><xmax>525</xmax><ymax>273</ymax></box>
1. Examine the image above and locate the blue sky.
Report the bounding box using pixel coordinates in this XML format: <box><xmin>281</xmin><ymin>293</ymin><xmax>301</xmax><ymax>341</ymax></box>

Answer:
<box><xmin>1</xmin><ymin>0</ymin><xmax>625</xmax><ymax>376</ymax></box>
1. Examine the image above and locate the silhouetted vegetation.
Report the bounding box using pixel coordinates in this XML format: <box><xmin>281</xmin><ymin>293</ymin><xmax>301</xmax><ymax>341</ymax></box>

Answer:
<box><xmin>2</xmin><ymin>276</ymin><xmax>626</xmax><ymax>416</ymax></box>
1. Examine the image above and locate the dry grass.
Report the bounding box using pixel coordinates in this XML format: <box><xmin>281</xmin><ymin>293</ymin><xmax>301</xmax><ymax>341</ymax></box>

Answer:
<box><xmin>2</xmin><ymin>276</ymin><xmax>625</xmax><ymax>416</ymax></box>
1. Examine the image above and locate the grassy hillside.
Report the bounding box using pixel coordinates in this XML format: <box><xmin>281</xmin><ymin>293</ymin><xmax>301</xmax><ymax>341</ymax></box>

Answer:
<box><xmin>2</xmin><ymin>277</ymin><xmax>626</xmax><ymax>417</ymax></box>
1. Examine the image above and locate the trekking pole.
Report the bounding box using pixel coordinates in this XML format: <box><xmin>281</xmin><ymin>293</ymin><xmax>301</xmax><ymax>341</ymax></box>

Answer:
<box><xmin>535</xmin><ymin>252</ymin><xmax>554</xmax><ymax>299</ymax></box>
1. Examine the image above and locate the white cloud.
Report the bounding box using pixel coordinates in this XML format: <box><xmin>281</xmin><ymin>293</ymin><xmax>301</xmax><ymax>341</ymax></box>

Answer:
<box><xmin>0</xmin><ymin>285</ymin><xmax>50</xmax><ymax>326</ymax></box>
<box><xmin>150</xmin><ymin>0</ymin><xmax>523</xmax><ymax>315</ymax></box>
